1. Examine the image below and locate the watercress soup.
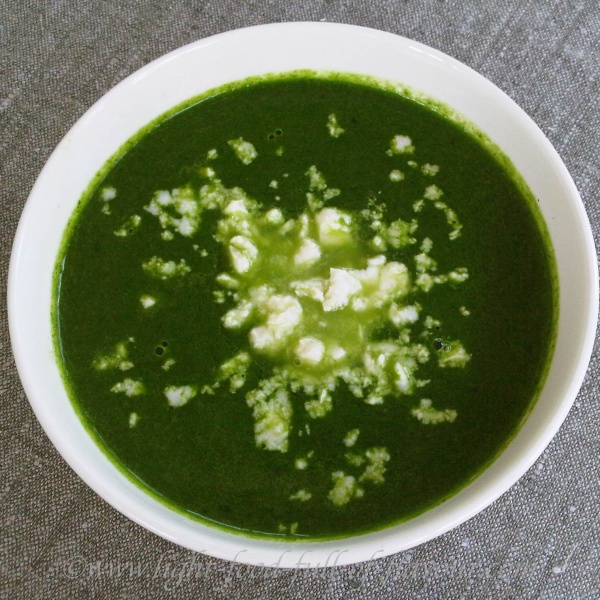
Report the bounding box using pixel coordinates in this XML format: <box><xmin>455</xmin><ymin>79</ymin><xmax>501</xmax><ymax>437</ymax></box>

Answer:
<box><xmin>54</xmin><ymin>73</ymin><xmax>556</xmax><ymax>539</ymax></box>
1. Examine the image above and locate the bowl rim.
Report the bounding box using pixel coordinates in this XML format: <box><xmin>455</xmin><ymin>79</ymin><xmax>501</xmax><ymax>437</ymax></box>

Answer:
<box><xmin>8</xmin><ymin>21</ymin><xmax>599</xmax><ymax>568</ymax></box>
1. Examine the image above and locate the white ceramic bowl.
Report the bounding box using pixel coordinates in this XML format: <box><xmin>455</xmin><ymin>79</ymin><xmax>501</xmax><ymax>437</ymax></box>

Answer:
<box><xmin>8</xmin><ymin>22</ymin><xmax>598</xmax><ymax>568</ymax></box>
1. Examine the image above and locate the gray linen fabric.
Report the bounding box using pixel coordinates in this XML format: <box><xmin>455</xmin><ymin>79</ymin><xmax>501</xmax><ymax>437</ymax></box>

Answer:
<box><xmin>2</xmin><ymin>1</ymin><xmax>599</xmax><ymax>598</ymax></box>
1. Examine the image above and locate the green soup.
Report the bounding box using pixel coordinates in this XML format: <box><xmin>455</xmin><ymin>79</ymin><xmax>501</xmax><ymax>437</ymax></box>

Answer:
<box><xmin>54</xmin><ymin>73</ymin><xmax>557</xmax><ymax>540</ymax></box>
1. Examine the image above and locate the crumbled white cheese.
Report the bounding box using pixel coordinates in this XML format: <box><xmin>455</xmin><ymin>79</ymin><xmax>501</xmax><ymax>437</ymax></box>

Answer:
<box><xmin>359</xmin><ymin>447</ymin><xmax>390</xmax><ymax>484</ymax></box>
<box><xmin>315</xmin><ymin>208</ymin><xmax>353</xmax><ymax>248</ymax></box>
<box><xmin>387</xmin><ymin>135</ymin><xmax>414</xmax><ymax>155</ymax></box>
<box><xmin>421</xmin><ymin>163</ymin><xmax>439</xmax><ymax>176</ymax></box>
<box><xmin>140</xmin><ymin>295</ymin><xmax>156</xmax><ymax>309</ymax></box>
<box><xmin>290</xmin><ymin>489</ymin><xmax>312</xmax><ymax>501</ymax></box>
<box><xmin>382</xmin><ymin>218</ymin><xmax>418</xmax><ymax>248</ymax></box>
<box><xmin>93</xmin><ymin>342</ymin><xmax>133</xmax><ymax>371</ymax></box>
<box><xmin>295</xmin><ymin>337</ymin><xmax>325</xmax><ymax>366</ymax></box>
<box><xmin>368</xmin><ymin>262</ymin><xmax>411</xmax><ymax>308</ymax></box>
<box><xmin>173</xmin><ymin>160</ymin><xmax>472</xmax><ymax>487</ymax></box>
<box><xmin>421</xmin><ymin>237</ymin><xmax>433</xmax><ymax>253</ymax></box>
<box><xmin>389</xmin><ymin>303</ymin><xmax>420</xmax><ymax>326</ymax></box>
<box><xmin>217</xmin><ymin>351</ymin><xmax>251</xmax><ymax>391</ymax></box>
<box><xmin>222</xmin><ymin>299</ymin><xmax>253</xmax><ymax>329</ymax></box>
<box><xmin>329</xmin><ymin>346</ymin><xmax>347</xmax><ymax>361</ymax></box>
<box><xmin>343</xmin><ymin>428</ymin><xmax>360</xmax><ymax>448</ymax></box>
<box><xmin>411</xmin><ymin>398</ymin><xmax>457</xmax><ymax>424</ymax></box>
<box><xmin>448</xmin><ymin>268</ymin><xmax>469</xmax><ymax>284</ymax></box>
<box><xmin>161</xmin><ymin>358</ymin><xmax>176</xmax><ymax>371</ymax></box>
<box><xmin>228</xmin><ymin>235</ymin><xmax>258</xmax><ymax>274</ymax></box>
<box><xmin>415</xmin><ymin>252</ymin><xmax>437</xmax><ymax>274</ymax></box>
<box><xmin>246</xmin><ymin>385</ymin><xmax>292</xmax><ymax>452</ymax></box>
<box><xmin>142</xmin><ymin>257</ymin><xmax>191</xmax><ymax>279</ymax></box>
<box><xmin>294</xmin><ymin>239</ymin><xmax>321</xmax><ymax>267</ymax></box>
<box><xmin>111</xmin><ymin>378</ymin><xmax>145</xmax><ymax>397</ymax></box>
<box><xmin>101</xmin><ymin>186</ymin><xmax>116</xmax><ymax>201</ymax></box>
<box><xmin>438</xmin><ymin>341</ymin><xmax>471</xmax><ymax>368</ymax></box>
<box><xmin>114</xmin><ymin>214</ymin><xmax>141</xmax><ymax>237</ymax></box>
<box><xmin>306</xmin><ymin>165</ymin><xmax>327</xmax><ymax>191</ymax></box>
<box><xmin>424</xmin><ymin>185</ymin><xmax>443</xmax><ymax>201</ymax></box>
<box><xmin>326</xmin><ymin>113</ymin><xmax>345</xmax><ymax>138</ymax></box>
<box><xmin>345</xmin><ymin>452</ymin><xmax>366</xmax><ymax>467</ymax></box>
<box><xmin>216</xmin><ymin>273</ymin><xmax>239</xmax><ymax>290</ymax></box>
<box><xmin>328</xmin><ymin>471</ymin><xmax>364</xmax><ymax>506</ymax></box>
<box><xmin>290</xmin><ymin>278</ymin><xmax>326</xmax><ymax>303</ymax></box>
<box><xmin>144</xmin><ymin>186</ymin><xmax>201</xmax><ymax>238</ymax></box>
<box><xmin>424</xmin><ymin>315</ymin><xmax>441</xmax><ymax>330</ymax></box>
<box><xmin>322</xmin><ymin>268</ymin><xmax>362</xmax><ymax>311</ymax></box>
<box><xmin>305</xmin><ymin>389</ymin><xmax>333</xmax><ymax>419</ymax></box>
<box><xmin>228</xmin><ymin>137</ymin><xmax>258</xmax><ymax>164</ymax></box>
<box><xmin>164</xmin><ymin>385</ymin><xmax>197</xmax><ymax>408</ymax></box>
<box><xmin>249</xmin><ymin>295</ymin><xmax>303</xmax><ymax>353</ymax></box>
<box><xmin>264</xmin><ymin>208</ymin><xmax>284</xmax><ymax>225</ymax></box>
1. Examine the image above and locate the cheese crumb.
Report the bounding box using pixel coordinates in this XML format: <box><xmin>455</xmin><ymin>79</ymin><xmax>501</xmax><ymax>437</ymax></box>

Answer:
<box><xmin>294</xmin><ymin>239</ymin><xmax>321</xmax><ymax>267</ymax></box>
<box><xmin>389</xmin><ymin>303</ymin><xmax>420</xmax><ymax>326</ymax></box>
<box><xmin>305</xmin><ymin>389</ymin><xmax>333</xmax><ymax>419</ymax></box>
<box><xmin>164</xmin><ymin>385</ymin><xmax>197</xmax><ymax>408</ymax></box>
<box><xmin>343</xmin><ymin>428</ymin><xmax>360</xmax><ymax>448</ymax></box>
<box><xmin>322</xmin><ymin>268</ymin><xmax>362</xmax><ymax>312</ymax></box>
<box><xmin>290</xmin><ymin>489</ymin><xmax>312</xmax><ymax>501</ymax></box>
<box><xmin>411</xmin><ymin>398</ymin><xmax>457</xmax><ymax>424</ymax></box>
<box><xmin>101</xmin><ymin>186</ymin><xmax>116</xmax><ymax>201</ymax></box>
<box><xmin>315</xmin><ymin>208</ymin><xmax>353</xmax><ymax>248</ymax></box>
<box><xmin>140</xmin><ymin>295</ymin><xmax>156</xmax><ymax>309</ymax></box>
<box><xmin>228</xmin><ymin>137</ymin><xmax>258</xmax><ymax>165</ymax></box>
<box><xmin>228</xmin><ymin>235</ymin><xmax>258</xmax><ymax>274</ymax></box>
<box><xmin>246</xmin><ymin>385</ymin><xmax>292</xmax><ymax>452</ymax></box>
<box><xmin>438</xmin><ymin>340</ymin><xmax>471</xmax><ymax>368</ymax></box>
<box><xmin>424</xmin><ymin>185</ymin><xmax>443</xmax><ymax>201</ymax></box>
<box><xmin>421</xmin><ymin>163</ymin><xmax>439</xmax><ymax>176</ymax></box>
<box><xmin>217</xmin><ymin>351</ymin><xmax>251</xmax><ymax>391</ymax></box>
<box><xmin>359</xmin><ymin>447</ymin><xmax>390</xmax><ymax>484</ymax></box>
<box><xmin>295</xmin><ymin>337</ymin><xmax>325</xmax><ymax>366</ymax></box>
<box><xmin>387</xmin><ymin>135</ymin><xmax>414</xmax><ymax>155</ymax></box>
<box><xmin>93</xmin><ymin>342</ymin><xmax>133</xmax><ymax>371</ymax></box>
<box><xmin>328</xmin><ymin>471</ymin><xmax>364</xmax><ymax>506</ymax></box>
<box><xmin>144</xmin><ymin>186</ymin><xmax>200</xmax><ymax>238</ymax></box>
<box><xmin>111</xmin><ymin>378</ymin><xmax>145</xmax><ymax>397</ymax></box>
<box><xmin>142</xmin><ymin>257</ymin><xmax>190</xmax><ymax>279</ymax></box>
<box><xmin>326</xmin><ymin>113</ymin><xmax>345</xmax><ymax>138</ymax></box>
<box><xmin>161</xmin><ymin>358</ymin><xmax>176</xmax><ymax>371</ymax></box>
<box><xmin>114</xmin><ymin>214</ymin><xmax>141</xmax><ymax>237</ymax></box>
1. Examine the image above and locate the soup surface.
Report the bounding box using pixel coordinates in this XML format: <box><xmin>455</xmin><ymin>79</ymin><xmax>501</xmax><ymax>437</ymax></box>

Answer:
<box><xmin>54</xmin><ymin>74</ymin><xmax>556</xmax><ymax>539</ymax></box>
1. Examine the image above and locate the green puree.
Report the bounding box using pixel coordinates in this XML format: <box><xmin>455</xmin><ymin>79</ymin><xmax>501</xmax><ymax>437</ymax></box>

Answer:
<box><xmin>54</xmin><ymin>73</ymin><xmax>557</xmax><ymax>540</ymax></box>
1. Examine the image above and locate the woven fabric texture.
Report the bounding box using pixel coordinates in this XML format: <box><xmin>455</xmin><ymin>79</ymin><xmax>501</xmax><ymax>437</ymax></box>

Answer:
<box><xmin>2</xmin><ymin>1</ymin><xmax>599</xmax><ymax>598</ymax></box>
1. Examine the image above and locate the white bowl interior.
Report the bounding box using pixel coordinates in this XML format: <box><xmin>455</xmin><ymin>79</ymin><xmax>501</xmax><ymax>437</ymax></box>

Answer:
<box><xmin>8</xmin><ymin>22</ymin><xmax>598</xmax><ymax>567</ymax></box>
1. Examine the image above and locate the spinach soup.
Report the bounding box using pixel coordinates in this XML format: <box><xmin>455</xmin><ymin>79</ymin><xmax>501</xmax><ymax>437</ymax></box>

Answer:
<box><xmin>54</xmin><ymin>73</ymin><xmax>557</xmax><ymax>540</ymax></box>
